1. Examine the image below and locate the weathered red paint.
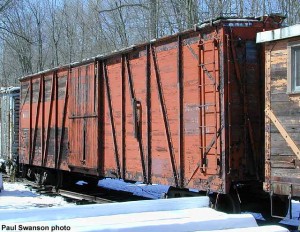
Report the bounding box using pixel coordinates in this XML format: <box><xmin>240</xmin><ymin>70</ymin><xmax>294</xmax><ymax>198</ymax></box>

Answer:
<box><xmin>19</xmin><ymin>16</ymin><xmax>281</xmax><ymax>194</ymax></box>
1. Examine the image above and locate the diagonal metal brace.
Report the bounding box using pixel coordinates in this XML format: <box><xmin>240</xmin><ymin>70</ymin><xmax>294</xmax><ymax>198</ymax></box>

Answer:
<box><xmin>186</xmin><ymin>124</ymin><xmax>224</xmax><ymax>186</ymax></box>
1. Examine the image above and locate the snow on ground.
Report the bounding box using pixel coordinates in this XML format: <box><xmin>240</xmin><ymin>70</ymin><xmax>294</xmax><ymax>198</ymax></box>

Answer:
<box><xmin>280</xmin><ymin>200</ymin><xmax>300</xmax><ymax>227</ymax></box>
<box><xmin>0</xmin><ymin>182</ymin><xmax>289</xmax><ymax>232</ymax></box>
<box><xmin>99</xmin><ymin>178</ymin><xmax>300</xmax><ymax>228</ymax></box>
<box><xmin>98</xmin><ymin>178</ymin><xmax>169</xmax><ymax>199</ymax></box>
<box><xmin>247</xmin><ymin>200</ymin><xmax>300</xmax><ymax>228</ymax></box>
<box><xmin>0</xmin><ymin>178</ymin><xmax>293</xmax><ymax>231</ymax></box>
<box><xmin>0</xmin><ymin>181</ymin><xmax>73</xmax><ymax>210</ymax></box>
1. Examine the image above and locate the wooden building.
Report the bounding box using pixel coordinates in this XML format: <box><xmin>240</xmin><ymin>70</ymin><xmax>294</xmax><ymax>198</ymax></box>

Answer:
<box><xmin>257</xmin><ymin>24</ymin><xmax>300</xmax><ymax>211</ymax></box>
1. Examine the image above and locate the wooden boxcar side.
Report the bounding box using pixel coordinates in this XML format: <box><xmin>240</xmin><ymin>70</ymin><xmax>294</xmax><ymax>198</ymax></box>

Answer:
<box><xmin>19</xmin><ymin>16</ymin><xmax>282</xmax><ymax>195</ymax></box>
<box><xmin>19</xmin><ymin>68</ymin><xmax>70</xmax><ymax>173</ymax></box>
<box><xmin>257</xmin><ymin>25</ymin><xmax>300</xmax><ymax>199</ymax></box>
<box><xmin>99</xmin><ymin>17</ymin><xmax>281</xmax><ymax>194</ymax></box>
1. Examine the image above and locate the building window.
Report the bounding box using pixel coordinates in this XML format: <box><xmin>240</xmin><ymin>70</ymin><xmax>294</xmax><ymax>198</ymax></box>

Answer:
<box><xmin>288</xmin><ymin>43</ymin><xmax>300</xmax><ymax>93</ymax></box>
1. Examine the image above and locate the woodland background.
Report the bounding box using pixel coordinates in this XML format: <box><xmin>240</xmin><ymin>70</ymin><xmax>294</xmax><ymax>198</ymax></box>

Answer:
<box><xmin>0</xmin><ymin>0</ymin><xmax>299</xmax><ymax>85</ymax></box>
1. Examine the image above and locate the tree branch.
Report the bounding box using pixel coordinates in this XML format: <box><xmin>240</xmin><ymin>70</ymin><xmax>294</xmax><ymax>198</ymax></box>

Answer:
<box><xmin>0</xmin><ymin>25</ymin><xmax>32</xmax><ymax>43</ymax></box>
<box><xmin>98</xmin><ymin>3</ymin><xmax>148</xmax><ymax>14</ymax></box>
<box><xmin>0</xmin><ymin>0</ymin><xmax>12</xmax><ymax>13</ymax></box>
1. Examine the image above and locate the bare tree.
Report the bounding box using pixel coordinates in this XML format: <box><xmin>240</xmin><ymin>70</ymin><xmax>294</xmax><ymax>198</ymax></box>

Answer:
<box><xmin>46</xmin><ymin>0</ymin><xmax>63</xmax><ymax>67</ymax></box>
<box><xmin>149</xmin><ymin>0</ymin><xmax>158</xmax><ymax>39</ymax></box>
<box><xmin>0</xmin><ymin>0</ymin><xmax>299</xmax><ymax>85</ymax></box>
<box><xmin>28</xmin><ymin>1</ymin><xmax>45</xmax><ymax>71</ymax></box>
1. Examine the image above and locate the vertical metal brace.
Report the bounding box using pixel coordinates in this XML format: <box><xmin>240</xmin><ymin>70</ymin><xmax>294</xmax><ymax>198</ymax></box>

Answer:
<box><xmin>43</xmin><ymin>72</ymin><xmax>56</xmax><ymax>167</ymax></box>
<box><xmin>151</xmin><ymin>45</ymin><xmax>179</xmax><ymax>187</ymax></box>
<box><xmin>31</xmin><ymin>77</ymin><xmax>42</xmax><ymax>165</ymax></box>
<box><xmin>198</xmin><ymin>34</ymin><xmax>205</xmax><ymax>173</ymax></box>
<box><xmin>54</xmin><ymin>70</ymin><xmax>59</xmax><ymax>169</ymax></box>
<box><xmin>289</xmin><ymin>184</ymin><xmax>293</xmax><ymax>219</ymax></box>
<box><xmin>146</xmin><ymin>45</ymin><xmax>152</xmax><ymax>184</ymax></box>
<box><xmin>41</xmin><ymin>75</ymin><xmax>45</xmax><ymax>168</ymax></box>
<box><xmin>133</xmin><ymin>100</ymin><xmax>142</xmax><ymax>139</ymax></box>
<box><xmin>97</xmin><ymin>60</ymin><xmax>105</xmax><ymax>175</ymax></box>
<box><xmin>125</xmin><ymin>55</ymin><xmax>147</xmax><ymax>183</ymax></box>
<box><xmin>121</xmin><ymin>55</ymin><xmax>126</xmax><ymax>179</ymax></box>
<box><xmin>103</xmin><ymin>61</ymin><xmax>121</xmax><ymax>178</ymax></box>
<box><xmin>226</xmin><ymin>34</ymin><xmax>232</xmax><ymax>175</ymax></box>
<box><xmin>56</xmin><ymin>73</ymin><xmax>69</xmax><ymax>169</ymax></box>
<box><xmin>81</xmin><ymin>119</ymin><xmax>86</xmax><ymax>165</ymax></box>
<box><xmin>212</xmin><ymin>34</ymin><xmax>219</xmax><ymax>173</ymax></box>
<box><xmin>29</xmin><ymin>79</ymin><xmax>32</xmax><ymax>164</ymax></box>
<box><xmin>178</xmin><ymin>35</ymin><xmax>184</xmax><ymax>188</ymax></box>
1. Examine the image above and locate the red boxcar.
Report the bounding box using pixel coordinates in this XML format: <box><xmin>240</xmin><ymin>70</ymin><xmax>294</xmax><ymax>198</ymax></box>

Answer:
<box><xmin>19</xmin><ymin>16</ymin><xmax>282</xmax><ymax>205</ymax></box>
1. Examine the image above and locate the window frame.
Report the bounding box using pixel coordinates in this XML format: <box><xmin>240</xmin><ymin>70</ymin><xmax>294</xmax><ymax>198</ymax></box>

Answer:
<box><xmin>287</xmin><ymin>42</ymin><xmax>300</xmax><ymax>94</ymax></box>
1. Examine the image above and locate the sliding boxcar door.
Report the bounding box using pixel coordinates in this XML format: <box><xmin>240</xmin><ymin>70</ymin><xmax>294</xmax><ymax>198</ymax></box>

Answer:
<box><xmin>69</xmin><ymin>63</ymin><xmax>99</xmax><ymax>174</ymax></box>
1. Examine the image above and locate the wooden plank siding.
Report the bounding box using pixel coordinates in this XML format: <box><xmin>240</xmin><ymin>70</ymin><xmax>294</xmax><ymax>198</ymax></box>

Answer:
<box><xmin>265</xmin><ymin>37</ymin><xmax>300</xmax><ymax>197</ymax></box>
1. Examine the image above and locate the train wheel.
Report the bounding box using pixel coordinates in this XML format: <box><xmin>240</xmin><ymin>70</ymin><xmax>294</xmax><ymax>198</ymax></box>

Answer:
<box><xmin>214</xmin><ymin>192</ymin><xmax>241</xmax><ymax>214</ymax></box>
<box><xmin>166</xmin><ymin>186</ymin><xmax>202</xmax><ymax>198</ymax></box>
<box><xmin>55</xmin><ymin>171</ymin><xmax>63</xmax><ymax>191</ymax></box>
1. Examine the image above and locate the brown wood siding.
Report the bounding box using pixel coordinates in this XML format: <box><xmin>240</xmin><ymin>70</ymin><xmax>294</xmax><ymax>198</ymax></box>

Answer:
<box><xmin>19</xmin><ymin>69</ymin><xmax>70</xmax><ymax>171</ymax></box>
<box><xmin>265</xmin><ymin>37</ymin><xmax>300</xmax><ymax>197</ymax></box>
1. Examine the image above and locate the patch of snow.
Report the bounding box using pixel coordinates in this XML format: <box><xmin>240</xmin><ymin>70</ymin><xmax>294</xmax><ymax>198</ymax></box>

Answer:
<box><xmin>0</xmin><ymin>180</ymin><xmax>290</xmax><ymax>232</ymax></box>
<box><xmin>189</xmin><ymin>188</ymin><xmax>200</xmax><ymax>193</ymax></box>
<box><xmin>76</xmin><ymin>180</ymin><xmax>88</xmax><ymax>186</ymax></box>
<box><xmin>280</xmin><ymin>200</ymin><xmax>300</xmax><ymax>227</ymax></box>
<box><xmin>249</xmin><ymin>200</ymin><xmax>300</xmax><ymax>228</ymax></box>
<box><xmin>199</xmin><ymin>225</ymin><xmax>288</xmax><ymax>232</ymax></box>
<box><xmin>2</xmin><ymin>210</ymin><xmax>259</xmax><ymax>232</ymax></box>
<box><xmin>0</xmin><ymin>182</ymin><xmax>72</xmax><ymax>210</ymax></box>
<box><xmin>98</xmin><ymin>178</ymin><xmax>170</xmax><ymax>199</ymax></box>
<box><xmin>249</xmin><ymin>212</ymin><xmax>265</xmax><ymax>221</ymax></box>
<box><xmin>1</xmin><ymin>195</ymin><xmax>210</xmax><ymax>223</ymax></box>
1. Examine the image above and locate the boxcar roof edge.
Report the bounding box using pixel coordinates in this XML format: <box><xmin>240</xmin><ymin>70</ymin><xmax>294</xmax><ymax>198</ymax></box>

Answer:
<box><xmin>20</xmin><ymin>17</ymin><xmax>269</xmax><ymax>82</ymax></box>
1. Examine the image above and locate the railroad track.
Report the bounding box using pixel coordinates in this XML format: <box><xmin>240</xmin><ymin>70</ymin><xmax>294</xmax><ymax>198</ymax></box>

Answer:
<box><xmin>57</xmin><ymin>189</ymin><xmax>114</xmax><ymax>204</ymax></box>
<box><xmin>20</xmin><ymin>178</ymin><xmax>116</xmax><ymax>204</ymax></box>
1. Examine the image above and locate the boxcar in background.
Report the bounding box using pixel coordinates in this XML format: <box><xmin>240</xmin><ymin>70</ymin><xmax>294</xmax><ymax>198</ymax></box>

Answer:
<box><xmin>19</xmin><ymin>16</ymin><xmax>282</xmax><ymax>212</ymax></box>
<box><xmin>0</xmin><ymin>87</ymin><xmax>20</xmax><ymax>176</ymax></box>
<box><xmin>257</xmin><ymin>24</ymin><xmax>300</xmax><ymax>218</ymax></box>
<box><xmin>0</xmin><ymin>87</ymin><xmax>20</xmax><ymax>166</ymax></box>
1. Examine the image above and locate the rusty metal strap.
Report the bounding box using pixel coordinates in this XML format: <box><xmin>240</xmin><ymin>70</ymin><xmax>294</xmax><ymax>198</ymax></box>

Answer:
<box><xmin>266</xmin><ymin>108</ymin><xmax>300</xmax><ymax>160</ymax></box>
<box><xmin>199</xmin><ymin>63</ymin><xmax>217</xmax><ymax>86</ymax></box>
<box><xmin>69</xmin><ymin>114</ymin><xmax>97</xmax><ymax>119</ymax></box>
<box><xmin>184</xmin><ymin>42</ymin><xmax>199</xmax><ymax>61</ymax></box>
<box><xmin>20</xmin><ymin>86</ymin><xmax>30</xmax><ymax>112</ymax></box>
<box><xmin>186</xmin><ymin>124</ymin><xmax>224</xmax><ymax>186</ymax></box>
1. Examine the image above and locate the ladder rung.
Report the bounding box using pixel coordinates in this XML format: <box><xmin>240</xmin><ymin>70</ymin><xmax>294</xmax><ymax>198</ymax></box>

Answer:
<box><xmin>199</xmin><ymin>147</ymin><xmax>217</xmax><ymax>150</ymax></box>
<box><xmin>199</xmin><ymin>104</ymin><xmax>216</xmax><ymax>107</ymax></box>
<box><xmin>199</xmin><ymin>62</ymin><xmax>216</xmax><ymax>66</ymax></box>
<box><xmin>201</xmin><ymin>111</ymin><xmax>217</xmax><ymax>114</ymax></box>
<box><xmin>198</xmin><ymin>84</ymin><xmax>216</xmax><ymax>87</ymax></box>
<box><xmin>199</xmin><ymin>126</ymin><xmax>217</xmax><ymax>128</ymax></box>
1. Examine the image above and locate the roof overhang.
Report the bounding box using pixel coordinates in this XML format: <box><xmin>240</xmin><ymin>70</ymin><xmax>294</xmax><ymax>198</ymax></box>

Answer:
<box><xmin>256</xmin><ymin>24</ymin><xmax>300</xmax><ymax>43</ymax></box>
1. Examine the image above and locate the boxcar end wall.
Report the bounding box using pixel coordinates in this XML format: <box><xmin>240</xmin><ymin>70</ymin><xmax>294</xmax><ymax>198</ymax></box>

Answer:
<box><xmin>0</xmin><ymin>87</ymin><xmax>20</xmax><ymax>163</ymax></box>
